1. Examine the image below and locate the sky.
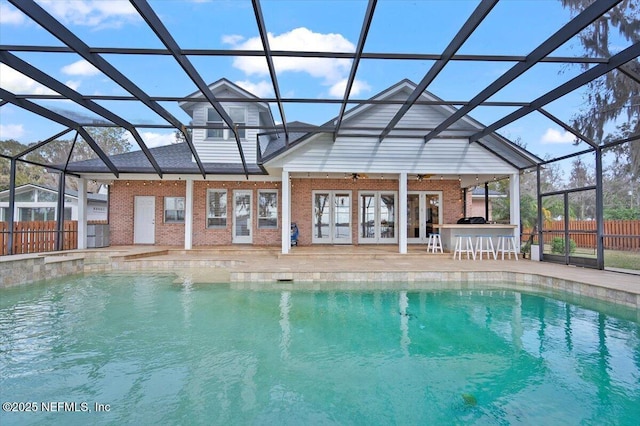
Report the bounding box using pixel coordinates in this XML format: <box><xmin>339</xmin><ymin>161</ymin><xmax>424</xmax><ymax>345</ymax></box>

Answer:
<box><xmin>0</xmin><ymin>0</ymin><xmax>634</xmax><ymax>163</ymax></box>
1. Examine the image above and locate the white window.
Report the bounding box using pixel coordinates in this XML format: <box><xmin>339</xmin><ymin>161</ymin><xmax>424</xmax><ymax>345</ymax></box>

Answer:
<box><xmin>206</xmin><ymin>107</ymin><xmax>246</xmax><ymax>140</ymax></box>
<box><xmin>207</xmin><ymin>189</ymin><xmax>227</xmax><ymax>228</ymax></box>
<box><xmin>164</xmin><ymin>197</ymin><xmax>185</xmax><ymax>223</ymax></box>
<box><xmin>206</xmin><ymin>108</ymin><xmax>224</xmax><ymax>139</ymax></box>
<box><xmin>258</xmin><ymin>190</ymin><xmax>278</xmax><ymax>229</ymax></box>
<box><xmin>228</xmin><ymin>107</ymin><xmax>246</xmax><ymax>139</ymax></box>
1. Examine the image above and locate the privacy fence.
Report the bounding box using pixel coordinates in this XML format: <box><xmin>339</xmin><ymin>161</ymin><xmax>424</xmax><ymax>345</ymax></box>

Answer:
<box><xmin>523</xmin><ymin>220</ymin><xmax>640</xmax><ymax>251</ymax></box>
<box><xmin>1</xmin><ymin>220</ymin><xmax>78</xmax><ymax>256</ymax></box>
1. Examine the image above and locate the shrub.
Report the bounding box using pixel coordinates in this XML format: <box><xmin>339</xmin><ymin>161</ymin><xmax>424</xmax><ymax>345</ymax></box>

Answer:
<box><xmin>551</xmin><ymin>237</ymin><xmax>576</xmax><ymax>254</ymax></box>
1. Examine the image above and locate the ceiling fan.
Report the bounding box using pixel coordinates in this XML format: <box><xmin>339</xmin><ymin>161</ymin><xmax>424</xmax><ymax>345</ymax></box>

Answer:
<box><xmin>346</xmin><ymin>173</ymin><xmax>368</xmax><ymax>181</ymax></box>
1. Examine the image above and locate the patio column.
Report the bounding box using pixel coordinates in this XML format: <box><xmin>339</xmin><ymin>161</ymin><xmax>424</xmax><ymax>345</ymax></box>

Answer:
<box><xmin>281</xmin><ymin>169</ymin><xmax>290</xmax><ymax>254</ymax></box>
<box><xmin>399</xmin><ymin>172</ymin><xmax>407</xmax><ymax>254</ymax></box>
<box><xmin>509</xmin><ymin>172</ymin><xmax>520</xmax><ymax>251</ymax></box>
<box><xmin>77</xmin><ymin>178</ymin><xmax>87</xmax><ymax>250</ymax></box>
<box><xmin>184</xmin><ymin>178</ymin><xmax>194</xmax><ymax>250</ymax></box>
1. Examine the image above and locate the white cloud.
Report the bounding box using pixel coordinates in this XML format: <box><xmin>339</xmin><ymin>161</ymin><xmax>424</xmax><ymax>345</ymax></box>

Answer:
<box><xmin>0</xmin><ymin>4</ymin><xmax>25</xmax><ymax>24</ymax></box>
<box><xmin>38</xmin><ymin>0</ymin><xmax>138</xmax><ymax>29</ymax></box>
<box><xmin>234</xmin><ymin>80</ymin><xmax>274</xmax><ymax>97</ymax></box>
<box><xmin>541</xmin><ymin>128</ymin><xmax>577</xmax><ymax>144</ymax></box>
<box><xmin>328</xmin><ymin>79</ymin><xmax>372</xmax><ymax>98</ymax></box>
<box><xmin>0</xmin><ymin>124</ymin><xmax>25</xmax><ymax>140</ymax></box>
<box><xmin>223</xmin><ymin>27</ymin><xmax>356</xmax><ymax>85</ymax></box>
<box><xmin>128</xmin><ymin>131</ymin><xmax>176</xmax><ymax>148</ymax></box>
<box><xmin>65</xmin><ymin>80</ymin><xmax>82</xmax><ymax>91</ymax></box>
<box><xmin>0</xmin><ymin>64</ymin><xmax>57</xmax><ymax>95</ymax></box>
<box><xmin>222</xmin><ymin>34</ymin><xmax>245</xmax><ymax>45</ymax></box>
<box><xmin>62</xmin><ymin>60</ymin><xmax>100</xmax><ymax>77</ymax></box>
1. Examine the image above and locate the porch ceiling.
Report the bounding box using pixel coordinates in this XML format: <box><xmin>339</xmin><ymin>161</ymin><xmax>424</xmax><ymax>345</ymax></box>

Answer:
<box><xmin>1</xmin><ymin>0</ymin><xmax>638</xmax><ymax>179</ymax></box>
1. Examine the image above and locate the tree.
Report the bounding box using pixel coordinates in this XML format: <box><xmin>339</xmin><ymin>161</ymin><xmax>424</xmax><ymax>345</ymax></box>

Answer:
<box><xmin>568</xmin><ymin>157</ymin><xmax>595</xmax><ymax>219</ymax></box>
<box><xmin>560</xmin><ymin>0</ymin><xmax>640</xmax><ymax>165</ymax></box>
<box><xmin>0</xmin><ymin>140</ymin><xmax>48</xmax><ymax>191</ymax></box>
<box><xmin>0</xmin><ymin>127</ymin><xmax>132</xmax><ymax>192</ymax></box>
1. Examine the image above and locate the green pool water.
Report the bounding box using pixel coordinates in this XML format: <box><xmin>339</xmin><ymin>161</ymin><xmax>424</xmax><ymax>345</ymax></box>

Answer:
<box><xmin>1</xmin><ymin>274</ymin><xmax>639</xmax><ymax>425</ymax></box>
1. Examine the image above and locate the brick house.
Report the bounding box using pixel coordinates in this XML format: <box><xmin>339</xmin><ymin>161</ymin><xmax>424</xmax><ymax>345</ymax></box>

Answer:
<box><xmin>68</xmin><ymin>79</ymin><xmax>539</xmax><ymax>253</ymax></box>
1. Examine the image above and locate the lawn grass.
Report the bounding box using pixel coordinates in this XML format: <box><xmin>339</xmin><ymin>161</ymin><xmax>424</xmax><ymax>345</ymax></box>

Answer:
<box><xmin>540</xmin><ymin>245</ymin><xmax>639</xmax><ymax>271</ymax></box>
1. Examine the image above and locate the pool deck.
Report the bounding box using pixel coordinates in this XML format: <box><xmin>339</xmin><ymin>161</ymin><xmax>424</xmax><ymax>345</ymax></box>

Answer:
<box><xmin>81</xmin><ymin>244</ymin><xmax>639</xmax><ymax>290</ymax></box>
<box><xmin>2</xmin><ymin>245</ymin><xmax>638</xmax><ymax>310</ymax></box>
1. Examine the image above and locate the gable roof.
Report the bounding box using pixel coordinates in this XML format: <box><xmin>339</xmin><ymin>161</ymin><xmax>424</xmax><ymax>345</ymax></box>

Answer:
<box><xmin>179</xmin><ymin>78</ymin><xmax>271</xmax><ymax>113</ymax></box>
<box><xmin>261</xmin><ymin>79</ymin><xmax>541</xmax><ymax>170</ymax></box>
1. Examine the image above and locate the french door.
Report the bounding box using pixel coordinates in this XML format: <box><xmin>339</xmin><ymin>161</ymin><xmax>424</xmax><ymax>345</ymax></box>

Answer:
<box><xmin>233</xmin><ymin>190</ymin><xmax>252</xmax><ymax>244</ymax></box>
<box><xmin>312</xmin><ymin>191</ymin><xmax>351</xmax><ymax>244</ymax></box>
<box><xmin>407</xmin><ymin>192</ymin><xmax>442</xmax><ymax>243</ymax></box>
<box><xmin>358</xmin><ymin>192</ymin><xmax>397</xmax><ymax>244</ymax></box>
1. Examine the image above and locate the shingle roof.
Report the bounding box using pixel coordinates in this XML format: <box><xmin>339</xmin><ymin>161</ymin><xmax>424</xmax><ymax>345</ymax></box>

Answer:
<box><xmin>65</xmin><ymin>142</ymin><xmax>264</xmax><ymax>175</ymax></box>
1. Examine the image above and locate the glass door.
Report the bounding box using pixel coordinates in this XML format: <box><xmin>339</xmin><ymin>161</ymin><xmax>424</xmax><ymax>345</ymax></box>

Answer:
<box><xmin>407</xmin><ymin>192</ymin><xmax>442</xmax><ymax>243</ymax></box>
<box><xmin>334</xmin><ymin>193</ymin><xmax>351</xmax><ymax>243</ymax></box>
<box><xmin>313</xmin><ymin>191</ymin><xmax>351</xmax><ymax>244</ymax></box>
<box><xmin>359</xmin><ymin>192</ymin><xmax>397</xmax><ymax>243</ymax></box>
<box><xmin>233</xmin><ymin>190</ymin><xmax>252</xmax><ymax>243</ymax></box>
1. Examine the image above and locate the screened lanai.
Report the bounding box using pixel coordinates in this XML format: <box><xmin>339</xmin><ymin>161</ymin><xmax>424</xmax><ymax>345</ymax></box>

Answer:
<box><xmin>0</xmin><ymin>0</ymin><xmax>638</xmax><ymax>270</ymax></box>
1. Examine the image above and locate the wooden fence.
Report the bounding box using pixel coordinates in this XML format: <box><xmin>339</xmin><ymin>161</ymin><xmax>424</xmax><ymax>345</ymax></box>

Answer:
<box><xmin>0</xmin><ymin>220</ymin><xmax>78</xmax><ymax>256</ymax></box>
<box><xmin>523</xmin><ymin>220</ymin><xmax>640</xmax><ymax>251</ymax></box>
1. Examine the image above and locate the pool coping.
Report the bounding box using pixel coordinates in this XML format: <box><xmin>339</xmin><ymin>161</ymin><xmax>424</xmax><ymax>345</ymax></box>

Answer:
<box><xmin>1</xmin><ymin>246</ymin><xmax>638</xmax><ymax>312</ymax></box>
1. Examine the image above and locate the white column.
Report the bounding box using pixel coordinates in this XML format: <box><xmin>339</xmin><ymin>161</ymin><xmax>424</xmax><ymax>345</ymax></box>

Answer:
<box><xmin>509</xmin><ymin>172</ymin><xmax>520</xmax><ymax>251</ymax></box>
<box><xmin>77</xmin><ymin>178</ymin><xmax>87</xmax><ymax>249</ymax></box>
<box><xmin>399</xmin><ymin>172</ymin><xmax>408</xmax><ymax>254</ymax></box>
<box><xmin>184</xmin><ymin>178</ymin><xmax>194</xmax><ymax>250</ymax></box>
<box><xmin>281</xmin><ymin>169</ymin><xmax>290</xmax><ymax>254</ymax></box>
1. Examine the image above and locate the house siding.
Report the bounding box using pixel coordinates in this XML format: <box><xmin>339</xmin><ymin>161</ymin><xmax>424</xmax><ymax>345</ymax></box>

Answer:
<box><xmin>191</xmin><ymin>99</ymin><xmax>261</xmax><ymax>164</ymax></box>
<box><xmin>271</xmin><ymin>135</ymin><xmax>518</xmax><ymax>175</ymax></box>
<box><xmin>340</xmin><ymin>92</ymin><xmax>467</xmax><ymax>137</ymax></box>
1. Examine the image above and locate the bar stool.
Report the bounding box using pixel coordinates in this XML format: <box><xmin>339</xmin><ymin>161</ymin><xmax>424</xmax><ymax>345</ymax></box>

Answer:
<box><xmin>496</xmin><ymin>234</ymin><xmax>519</xmax><ymax>260</ymax></box>
<box><xmin>475</xmin><ymin>235</ymin><xmax>496</xmax><ymax>260</ymax></box>
<box><xmin>426</xmin><ymin>233</ymin><xmax>443</xmax><ymax>254</ymax></box>
<box><xmin>453</xmin><ymin>235</ymin><xmax>476</xmax><ymax>260</ymax></box>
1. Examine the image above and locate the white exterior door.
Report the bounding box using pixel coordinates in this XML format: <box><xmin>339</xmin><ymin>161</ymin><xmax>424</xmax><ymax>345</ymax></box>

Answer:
<box><xmin>233</xmin><ymin>190</ymin><xmax>252</xmax><ymax>244</ymax></box>
<box><xmin>312</xmin><ymin>191</ymin><xmax>351</xmax><ymax>244</ymax></box>
<box><xmin>134</xmin><ymin>196</ymin><xmax>155</xmax><ymax>244</ymax></box>
<box><xmin>407</xmin><ymin>191</ymin><xmax>442</xmax><ymax>243</ymax></box>
<box><xmin>358</xmin><ymin>191</ymin><xmax>397</xmax><ymax>244</ymax></box>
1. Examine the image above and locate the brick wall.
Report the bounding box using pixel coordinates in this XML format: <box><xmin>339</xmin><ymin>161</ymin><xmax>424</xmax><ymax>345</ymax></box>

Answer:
<box><xmin>192</xmin><ymin>181</ymin><xmax>281</xmax><ymax>246</ymax></box>
<box><xmin>291</xmin><ymin>177</ymin><xmax>464</xmax><ymax>246</ymax></box>
<box><xmin>109</xmin><ymin>180</ymin><xmax>187</xmax><ymax>246</ymax></box>
<box><xmin>110</xmin><ymin>178</ymin><xmax>464</xmax><ymax>247</ymax></box>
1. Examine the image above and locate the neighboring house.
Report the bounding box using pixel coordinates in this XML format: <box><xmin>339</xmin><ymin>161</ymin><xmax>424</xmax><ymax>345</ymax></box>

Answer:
<box><xmin>470</xmin><ymin>187</ymin><xmax>506</xmax><ymax>222</ymax></box>
<box><xmin>66</xmin><ymin>78</ymin><xmax>539</xmax><ymax>253</ymax></box>
<box><xmin>0</xmin><ymin>183</ymin><xmax>108</xmax><ymax>222</ymax></box>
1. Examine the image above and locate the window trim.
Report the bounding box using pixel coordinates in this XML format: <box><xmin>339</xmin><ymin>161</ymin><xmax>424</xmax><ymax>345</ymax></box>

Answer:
<box><xmin>257</xmin><ymin>190</ymin><xmax>278</xmax><ymax>229</ymax></box>
<box><xmin>206</xmin><ymin>189</ymin><xmax>228</xmax><ymax>229</ymax></box>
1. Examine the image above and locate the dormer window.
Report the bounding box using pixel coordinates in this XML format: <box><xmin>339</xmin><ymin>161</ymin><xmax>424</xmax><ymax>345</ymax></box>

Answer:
<box><xmin>206</xmin><ymin>107</ymin><xmax>246</xmax><ymax>139</ymax></box>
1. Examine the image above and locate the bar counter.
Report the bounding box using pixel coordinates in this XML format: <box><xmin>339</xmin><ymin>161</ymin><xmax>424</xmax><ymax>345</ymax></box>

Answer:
<box><xmin>433</xmin><ymin>224</ymin><xmax>518</xmax><ymax>252</ymax></box>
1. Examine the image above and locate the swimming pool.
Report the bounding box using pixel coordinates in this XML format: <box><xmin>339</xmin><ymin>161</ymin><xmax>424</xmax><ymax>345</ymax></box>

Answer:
<box><xmin>1</xmin><ymin>273</ymin><xmax>638</xmax><ymax>425</ymax></box>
